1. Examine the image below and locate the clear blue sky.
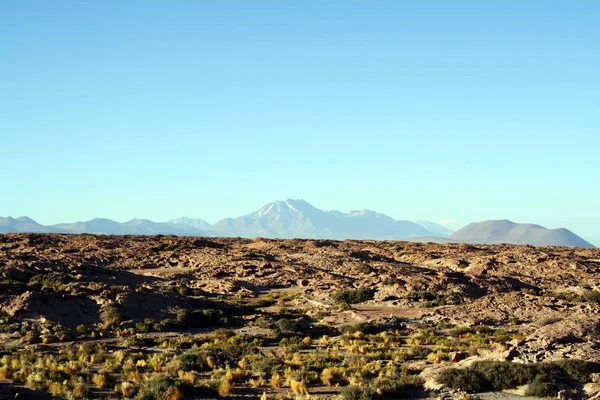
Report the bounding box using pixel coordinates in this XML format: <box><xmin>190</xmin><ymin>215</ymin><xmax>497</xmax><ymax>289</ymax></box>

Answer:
<box><xmin>1</xmin><ymin>1</ymin><xmax>598</xmax><ymax>241</ymax></box>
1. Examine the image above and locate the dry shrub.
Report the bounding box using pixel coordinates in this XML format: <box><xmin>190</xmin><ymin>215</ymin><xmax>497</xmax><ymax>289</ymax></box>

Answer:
<box><xmin>92</xmin><ymin>372</ymin><xmax>110</xmax><ymax>388</ymax></box>
<box><xmin>178</xmin><ymin>370</ymin><xmax>196</xmax><ymax>385</ymax></box>
<box><xmin>166</xmin><ymin>386</ymin><xmax>184</xmax><ymax>400</ymax></box>
<box><xmin>115</xmin><ymin>381</ymin><xmax>136</xmax><ymax>397</ymax></box>
<box><xmin>218</xmin><ymin>379</ymin><xmax>234</xmax><ymax>396</ymax></box>
<box><xmin>250</xmin><ymin>377</ymin><xmax>266</xmax><ymax>388</ymax></box>
<box><xmin>290</xmin><ymin>379</ymin><xmax>309</xmax><ymax>395</ymax></box>
<box><xmin>270</xmin><ymin>372</ymin><xmax>282</xmax><ymax>388</ymax></box>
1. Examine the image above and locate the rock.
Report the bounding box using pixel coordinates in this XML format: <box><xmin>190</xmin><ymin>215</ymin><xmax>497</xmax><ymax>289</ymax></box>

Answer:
<box><xmin>297</xmin><ymin>279</ymin><xmax>309</xmax><ymax>287</ymax></box>
<box><xmin>557</xmin><ymin>389</ymin><xmax>573</xmax><ymax>399</ymax></box>
<box><xmin>4</xmin><ymin>266</ymin><xmax>32</xmax><ymax>282</ymax></box>
<box><xmin>450</xmin><ymin>351</ymin><xmax>468</xmax><ymax>363</ymax></box>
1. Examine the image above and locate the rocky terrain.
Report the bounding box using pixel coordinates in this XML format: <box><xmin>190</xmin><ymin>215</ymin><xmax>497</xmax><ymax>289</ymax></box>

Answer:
<box><xmin>1</xmin><ymin>233</ymin><xmax>600</xmax><ymax>399</ymax></box>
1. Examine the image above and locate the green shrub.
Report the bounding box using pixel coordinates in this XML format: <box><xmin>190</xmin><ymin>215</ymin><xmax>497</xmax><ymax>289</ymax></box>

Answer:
<box><xmin>341</xmin><ymin>323</ymin><xmax>379</xmax><ymax>335</ymax></box>
<box><xmin>279</xmin><ymin>336</ymin><xmax>310</xmax><ymax>351</ymax></box>
<box><xmin>250</xmin><ymin>356</ymin><xmax>280</xmax><ymax>374</ymax></box>
<box><xmin>437</xmin><ymin>360</ymin><xmax>600</xmax><ymax>394</ymax></box>
<box><xmin>524</xmin><ymin>376</ymin><xmax>558</xmax><ymax>397</ymax></box>
<box><xmin>101</xmin><ymin>302</ymin><xmax>125</xmax><ymax>324</ymax></box>
<box><xmin>332</xmin><ymin>288</ymin><xmax>374</xmax><ymax>304</ymax></box>
<box><xmin>583</xmin><ymin>291</ymin><xmax>600</xmax><ymax>304</ymax></box>
<box><xmin>341</xmin><ymin>386</ymin><xmax>372</xmax><ymax>400</ymax></box>
<box><xmin>150</xmin><ymin>242</ymin><xmax>178</xmax><ymax>252</ymax></box>
<box><xmin>135</xmin><ymin>377</ymin><xmax>179</xmax><ymax>400</ymax></box>
<box><xmin>550</xmin><ymin>359</ymin><xmax>600</xmax><ymax>382</ymax></box>
<box><xmin>372</xmin><ymin>375</ymin><xmax>424</xmax><ymax>397</ymax></box>
<box><xmin>125</xmin><ymin>334</ymin><xmax>156</xmax><ymax>348</ymax></box>
<box><xmin>27</xmin><ymin>273</ymin><xmax>68</xmax><ymax>292</ymax></box>
<box><xmin>406</xmin><ymin>290</ymin><xmax>445</xmax><ymax>306</ymax></box>
<box><xmin>275</xmin><ymin>318</ymin><xmax>299</xmax><ymax>333</ymax></box>
<box><xmin>448</xmin><ymin>326</ymin><xmax>474</xmax><ymax>337</ymax></box>
<box><xmin>472</xmin><ymin>361</ymin><xmax>535</xmax><ymax>390</ymax></box>
<box><xmin>354</xmin><ymin>264</ymin><xmax>374</xmax><ymax>274</ymax></box>
<box><xmin>436</xmin><ymin>368</ymin><xmax>488</xmax><ymax>393</ymax></box>
<box><xmin>383</xmin><ymin>276</ymin><xmax>402</xmax><ymax>286</ymax></box>
<box><xmin>176</xmin><ymin>309</ymin><xmax>190</xmax><ymax>325</ymax></box>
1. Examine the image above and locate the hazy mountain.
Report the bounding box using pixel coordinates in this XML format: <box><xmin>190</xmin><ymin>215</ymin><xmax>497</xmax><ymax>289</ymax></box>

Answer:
<box><xmin>50</xmin><ymin>218</ymin><xmax>208</xmax><ymax>236</ymax></box>
<box><xmin>123</xmin><ymin>219</ymin><xmax>206</xmax><ymax>236</ymax></box>
<box><xmin>211</xmin><ymin>199</ymin><xmax>334</xmax><ymax>238</ymax></box>
<box><xmin>450</xmin><ymin>220</ymin><xmax>595</xmax><ymax>248</ymax></box>
<box><xmin>211</xmin><ymin>199</ymin><xmax>435</xmax><ymax>240</ymax></box>
<box><xmin>416</xmin><ymin>220</ymin><xmax>453</xmax><ymax>237</ymax></box>
<box><xmin>52</xmin><ymin>218</ymin><xmax>130</xmax><ymax>234</ymax></box>
<box><xmin>167</xmin><ymin>217</ymin><xmax>212</xmax><ymax>231</ymax></box>
<box><xmin>0</xmin><ymin>216</ymin><xmax>56</xmax><ymax>233</ymax></box>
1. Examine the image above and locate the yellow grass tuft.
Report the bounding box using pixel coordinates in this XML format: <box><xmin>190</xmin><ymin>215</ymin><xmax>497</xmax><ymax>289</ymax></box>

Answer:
<box><xmin>249</xmin><ymin>377</ymin><xmax>266</xmax><ymax>388</ymax></box>
<box><xmin>178</xmin><ymin>370</ymin><xmax>196</xmax><ymax>385</ymax></box>
<box><xmin>92</xmin><ymin>372</ymin><xmax>109</xmax><ymax>388</ymax></box>
<box><xmin>218</xmin><ymin>379</ymin><xmax>234</xmax><ymax>396</ymax></box>
<box><xmin>0</xmin><ymin>366</ymin><xmax>11</xmax><ymax>380</ymax></box>
<box><xmin>206</xmin><ymin>355</ymin><xmax>217</xmax><ymax>370</ymax></box>
<box><xmin>113</xmin><ymin>350</ymin><xmax>126</xmax><ymax>363</ymax></box>
<box><xmin>290</xmin><ymin>379</ymin><xmax>309</xmax><ymax>395</ymax></box>
<box><xmin>72</xmin><ymin>381</ymin><xmax>88</xmax><ymax>399</ymax></box>
<box><xmin>224</xmin><ymin>368</ymin><xmax>235</xmax><ymax>382</ymax></box>
<box><xmin>320</xmin><ymin>367</ymin><xmax>344</xmax><ymax>386</ymax></box>
<box><xmin>166</xmin><ymin>386</ymin><xmax>184</xmax><ymax>400</ymax></box>
<box><xmin>47</xmin><ymin>381</ymin><xmax>66</xmax><ymax>397</ymax></box>
<box><xmin>270</xmin><ymin>372</ymin><xmax>282</xmax><ymax>388</ymax></box>
<box><xmin>115</xmin><ymin>381</ymin><xmax>136</xmax><ymax>397</ymax></box>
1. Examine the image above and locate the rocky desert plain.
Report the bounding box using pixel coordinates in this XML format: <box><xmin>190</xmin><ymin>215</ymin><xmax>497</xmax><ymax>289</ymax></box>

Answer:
<box><xmin>1</xmin><ymin>233</ymin><xmax>600</xmax><ymax>400</ymax></box>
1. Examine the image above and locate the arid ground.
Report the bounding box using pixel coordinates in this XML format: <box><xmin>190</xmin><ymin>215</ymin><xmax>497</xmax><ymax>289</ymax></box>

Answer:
<box><xmin>1</xmin><ymin>234</ymin><xmax>600</xmax><ymax>399</ymax></box>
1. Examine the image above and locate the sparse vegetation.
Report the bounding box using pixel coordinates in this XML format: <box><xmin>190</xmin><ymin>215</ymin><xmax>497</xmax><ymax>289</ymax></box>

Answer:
<box><xmin>1</xmin><ymin>234</ymin><xmax>599</xmax><ymax>399</ymax></box>
<box><xmin>332</xmin><ymin>288</ymin><xmax>374</xmax><ymax>304</ymax></box>
<box><xmin>437</xmin><ymin>360</ymin><xmax>600</xmax><ymax>394</ymax></box>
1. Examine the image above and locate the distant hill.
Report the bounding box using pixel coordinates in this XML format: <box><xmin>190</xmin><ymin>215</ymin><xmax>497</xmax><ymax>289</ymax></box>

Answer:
<box><xmin>167</xmin><ymin>217</ymin><xmax>212</xmax><ymax>231</ymax></box>
<box><xmin>450</xmin><ymin>219</ymin><xmax>595</xmax><ymax>248</ymax></box>
<box><xmin>416</xmin><ymin>220</ymin><xmax>454</xmax><ymax>237</ymax></box>
<box><xmin>123</xmin><ymin>219</ymin><xmax>207</xmax><ymax>236</ymax></box>
<box><xmin>51</xmin><ymin>218</ymin><xmax>130</xmax><ymax>234</ymax></box>
<box><xmin>0</xmin><ymin>217</ymin><xmax>57</xmax><ymax>233</ymax></box>
<box><xmin>49</xmin><ymin>218</ymin><xmax>209</xmax><ymax>236</ymax></box>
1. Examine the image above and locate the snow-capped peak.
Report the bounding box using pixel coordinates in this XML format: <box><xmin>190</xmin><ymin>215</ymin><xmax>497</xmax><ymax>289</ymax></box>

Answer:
<box><xmin>348</xmin><ymin>209</ymin><xmax>384</xmax><ymax>218</ymax></box>
<box><xmin>257</xmin><ymin>203</ymin><xmax>275</xmax><ymax>217</ymax></box>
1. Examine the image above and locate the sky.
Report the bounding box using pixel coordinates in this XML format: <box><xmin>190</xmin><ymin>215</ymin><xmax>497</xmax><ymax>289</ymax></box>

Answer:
<box><xmin>1</xmin><ymin>1</ymin><xmax>599</xmax><ymax>241</ymax></box>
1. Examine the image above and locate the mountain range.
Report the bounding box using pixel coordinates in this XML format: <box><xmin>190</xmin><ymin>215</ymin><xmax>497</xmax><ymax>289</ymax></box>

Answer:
<box><xmin>1</xmin><ymin>199</ymin><xmax>595</xmax><ymax>247</ymax></box>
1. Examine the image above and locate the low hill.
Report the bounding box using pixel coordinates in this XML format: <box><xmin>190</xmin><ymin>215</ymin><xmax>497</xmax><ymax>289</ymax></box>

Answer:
<box><xmin>450</xmin><ymin>219</ymin><xmax>594</xmax><ymax>248</ymax></box>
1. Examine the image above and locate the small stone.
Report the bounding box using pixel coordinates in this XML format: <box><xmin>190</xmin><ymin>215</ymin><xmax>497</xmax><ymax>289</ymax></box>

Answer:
<box><xmin>450</xmin><ymin>351</ymin><xmax>468</xmax><ymax>363</ymax></box>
